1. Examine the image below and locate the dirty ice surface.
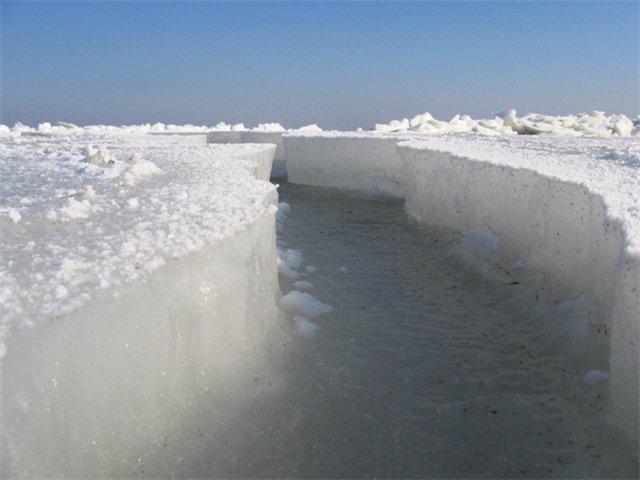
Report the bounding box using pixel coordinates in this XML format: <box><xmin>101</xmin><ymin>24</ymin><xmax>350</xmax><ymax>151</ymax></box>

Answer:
<box><xmin>174</xmin><ymin>184</ymin><xmax>637</xmax><ymax>478</ymax></box>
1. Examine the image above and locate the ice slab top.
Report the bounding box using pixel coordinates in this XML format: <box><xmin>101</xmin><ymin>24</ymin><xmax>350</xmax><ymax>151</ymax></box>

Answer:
<box><xmin>0</xmin><ymin>136</ymin><xmax>277</xmax><ymax>352</ymax></box>
<box><xmin>398</xmin><ymin>135</ymin><xmax>640</xmax><ymax>255</ymax></box>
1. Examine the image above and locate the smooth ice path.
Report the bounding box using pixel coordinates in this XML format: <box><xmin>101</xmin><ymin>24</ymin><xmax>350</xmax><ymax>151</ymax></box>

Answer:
<box><xmin>176</xmin><ymin>184</ymin><xmax>637</xmax><ymax>478</ymax></box>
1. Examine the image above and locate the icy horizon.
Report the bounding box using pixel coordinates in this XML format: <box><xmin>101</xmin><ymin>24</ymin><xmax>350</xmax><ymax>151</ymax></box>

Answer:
<box><xmin>2</xmin><ymin>109</ymin><xmax>639</xmax><ymax>138</ymax></box>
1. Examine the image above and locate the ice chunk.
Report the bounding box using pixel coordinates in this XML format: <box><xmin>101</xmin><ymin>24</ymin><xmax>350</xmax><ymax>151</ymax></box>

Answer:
<box><xmin>293</xmin><ymin>316</ymin><xmax>319</xmax><ymax>338</ymax></box>
<box><xmin>252</xmin><ymin>123</ymin><xmax>286</xmax><ymax>133</ymax></box>
<box><xmin>59</xmin><ymin>197</ymin><xmax>92</xmax><ymax>220</ymax></box>
<box><xmin>459</xmin><ymin>229</ymin><xmax>500</xmax><ymax>259</ymax></box>
<box><xmin>293</xmin><ymin>280</ymin><xmax>313</xmax><ymax>291</ymax></box>
<box><xmin>6</xmin><ymin>209</ymin><xmax>21</xmax><ymax>224</ymax></box>
<box><xmin>278</xmin><ymin>291</ymin><xmax>332</xmax><ymax>318</ymax></box>
<box><xmin>277</xmin><ymin>248</ymin><xmax>303</xmax><ymax>278</ymax></box>
<box><xmin>583</xmin><ymin>369</ymin><xmax>609</xmax><ymax>385</ymax></box>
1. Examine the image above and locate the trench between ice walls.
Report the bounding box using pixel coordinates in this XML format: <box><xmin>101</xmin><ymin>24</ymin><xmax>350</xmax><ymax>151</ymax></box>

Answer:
<box><xmin>208</xmin><ymin>131</ymin><xmax>639</xmax><ymax>440</ymax></box>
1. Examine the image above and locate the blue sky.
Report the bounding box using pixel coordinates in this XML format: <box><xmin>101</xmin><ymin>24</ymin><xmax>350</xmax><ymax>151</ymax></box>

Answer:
<box><xmin>1</xmin><ymin>1</ymin><xmax>638</xmax><ymax>129</ymax></box>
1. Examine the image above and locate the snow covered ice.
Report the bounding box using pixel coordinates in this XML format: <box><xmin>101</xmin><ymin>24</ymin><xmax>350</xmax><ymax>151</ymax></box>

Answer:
<box><xmin>1</xmin><ymin>116</ymin><xmax>639</xmax><ymax>478</ymax></box>
<box><xmin>0</xmin><ymin>132</ymin><xmax>288</xmax><ymax>476</ymax></box>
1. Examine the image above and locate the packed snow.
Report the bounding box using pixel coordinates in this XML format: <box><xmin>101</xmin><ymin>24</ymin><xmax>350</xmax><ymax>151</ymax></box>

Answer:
<box><xmin>0</xmin><ymin>135</ymin><xmax>277</xmax><ymax>357</ymax></box>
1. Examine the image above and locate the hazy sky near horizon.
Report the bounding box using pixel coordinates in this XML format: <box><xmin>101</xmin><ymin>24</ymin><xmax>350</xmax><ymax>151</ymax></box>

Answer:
<box><xmin>1</xmin><ymin>1</ymin><xmax>638</xmax><ymax>129</ymax></box>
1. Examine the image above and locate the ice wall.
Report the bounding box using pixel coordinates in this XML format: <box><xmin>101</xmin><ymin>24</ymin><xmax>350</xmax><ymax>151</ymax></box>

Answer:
<box><xmin>206</xmin><ymin>131</ymin><xmax>243</xmax><ymax>143</ymax></box>
<box><xmin>0</xmin><ymin>139</ymin><xmax>286</xmax><ymax>477</ymax></box>
<box><xmin>1</xmin><ymin>214</ymin><xmax>285</xmax><ymax>478</ymax></box>
<box><xmin>241</xmin><ymin>132</ymin><xmax>286</xmax><ymax>179</ymax></box>
<box><xmin>241</xmin><ymin>132</ymin><xmax>285</xmax><ymax>161</ymax></box>
<box><xmin>283</xmin><ymin>134</ymin><xmax>406</xmax><ymax>197</ymax></box>
<box><xmin>397</xmin><ymin>137</ymin><xmax>639</xmax><ymax>440</ymax></box>
<box><xmin>207</xmin><ymin>131</ymin><xmax>287</xmax><ymax>179</ymax></box>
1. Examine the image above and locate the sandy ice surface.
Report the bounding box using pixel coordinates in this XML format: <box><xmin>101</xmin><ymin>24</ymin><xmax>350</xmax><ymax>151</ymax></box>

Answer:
<box><xmin>0</xmin><ymin>135</ymin><xmax>277</xmax><ymax>356</ymax></box>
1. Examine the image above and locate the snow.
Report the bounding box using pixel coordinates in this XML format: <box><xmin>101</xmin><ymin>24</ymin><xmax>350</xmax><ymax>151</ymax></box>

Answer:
<box><xmin>0</xmin><ymin>135</ymin><xmax>278</xmax><ymax>356</ymax></box>
<box><xmin>278</xmin><ymin>291</ymin><xmax>332</xmax><ymax>318</ymax></box>
<box><xmin>374</xmin><ymin>110</ymin><xmax>639</xmax><ymax>137</ymax></box>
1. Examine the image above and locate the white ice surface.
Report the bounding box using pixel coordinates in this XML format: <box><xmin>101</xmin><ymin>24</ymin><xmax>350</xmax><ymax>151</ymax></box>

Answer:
<box><xmin>0</xmin><ymin>136</ymin><xmax>278</xmax><ymax>356</ymax></box>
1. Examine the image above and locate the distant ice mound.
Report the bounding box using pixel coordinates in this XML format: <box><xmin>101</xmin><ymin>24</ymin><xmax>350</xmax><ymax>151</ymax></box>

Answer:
<box><xmin>373</xmin><ymin>109</ymin><xmax>639</xmax><ymax>137</ymax></box>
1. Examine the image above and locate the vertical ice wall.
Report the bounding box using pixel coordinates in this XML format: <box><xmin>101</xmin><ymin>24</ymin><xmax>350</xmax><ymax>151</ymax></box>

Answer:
<box><xmin>2</xmin><ymin>215</ymin><xmax>284</xmax><ymax>477</ymax></box>
<box><xmin>206</xmin><ymin>131</ymin><xmax>243</xmax><ymax>144</ymax></box>
<box><xmin>207</xmin><ymin>131</ymin><xmax>286</xmax><ymax>179</ymax></box>
<box><xmin>397</xmin><ymin>138</ymin><xmax>639</xmax><ymax>441</ymax></box>
<box><xmin>241</xmin><ymin>132</ymin><xmax>285</xmax><ymax>162</ymax></box>
<box><xmin>241</xmin><ymin>132</ymin><xmax>286</xmax><ymax>179</ymax></box>
<box><xmin>1</xmin><ymin>141</ymin><xmax>287</xmax><ymax>477</ymax></box>
<box><xmin>283</xmin><ymin>134</ymin><xmax>406</xmax><ymax>197</ymax></box>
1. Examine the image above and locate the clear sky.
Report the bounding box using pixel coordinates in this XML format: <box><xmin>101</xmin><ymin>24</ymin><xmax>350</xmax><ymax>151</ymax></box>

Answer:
<box><xmin>1</xmin><ymin>1</ymin><xmax>638</xmax><ymax>129</ymax></box>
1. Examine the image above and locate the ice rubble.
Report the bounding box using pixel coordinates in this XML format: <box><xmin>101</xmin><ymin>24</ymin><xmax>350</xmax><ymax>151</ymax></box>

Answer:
<box><xmin>373</xmin><ymin>110</ymin><xmax>639</xmax><ymax>137</ymax></box>
<box><xmin>0</xmin><ymin>120</ymin><xmax>325</xmax><ymax>138</ymax></box>
<box><xmin>2</xmin><ymin>110</ymin><xmax>638</xmax><ymax>138</ymax></box>
<box><xmin>274</xmin><ymin>201</ymin><xmax>332</xmax><ymax>341</ymax></box>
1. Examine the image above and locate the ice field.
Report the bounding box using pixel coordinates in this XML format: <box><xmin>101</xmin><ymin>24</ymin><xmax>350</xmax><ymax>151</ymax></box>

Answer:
<box><xmin>0</xmin><ymin>114</ymin><xmax>638</xmax><ymax>477</ymax></box>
